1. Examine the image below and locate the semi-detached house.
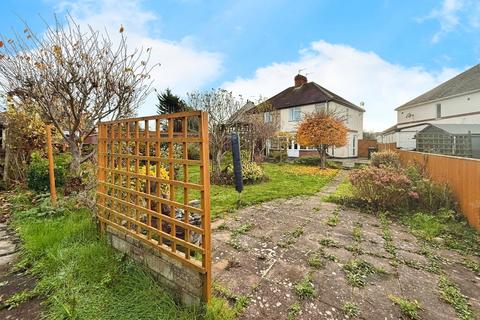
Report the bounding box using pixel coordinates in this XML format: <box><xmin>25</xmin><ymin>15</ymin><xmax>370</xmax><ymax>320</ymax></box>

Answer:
<box><xmin>264</xmin><ymin>74</ymin><xmax>365</xmax><ymax>158</ymax></box>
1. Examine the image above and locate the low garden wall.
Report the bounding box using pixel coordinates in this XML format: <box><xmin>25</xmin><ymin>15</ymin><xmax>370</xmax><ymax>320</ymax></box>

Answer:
<box><xmin>397</xmin><ymin>150</ymin><xmax>480</xmax><ymax>230</ymax></box>
<box><xmin>106</xmin><ymin>226</ymin><xmax>206</xmax><ymax>306</ymax></box>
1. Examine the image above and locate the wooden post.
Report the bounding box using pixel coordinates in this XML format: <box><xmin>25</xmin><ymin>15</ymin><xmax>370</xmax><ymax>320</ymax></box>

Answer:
<box><xmin>97</xmin><ymin>124</ymin><xmax>106</xmax><ymax>233</ymax></box>
<box><xmin>199</xmin><ymin>112</ymin><xmax>212</xmax><ymax>303</ymax></box>
<box><xmin>46</xmin><ymin>124</ymin><xmax>57</xmax><ymax>206</ymax></box>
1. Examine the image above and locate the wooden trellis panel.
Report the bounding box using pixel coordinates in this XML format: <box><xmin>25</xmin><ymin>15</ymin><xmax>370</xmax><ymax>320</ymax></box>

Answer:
<box><xmin>96</xmin><ymin>111</ymin><xmax>211</xmax><ymax>301</ymax></box>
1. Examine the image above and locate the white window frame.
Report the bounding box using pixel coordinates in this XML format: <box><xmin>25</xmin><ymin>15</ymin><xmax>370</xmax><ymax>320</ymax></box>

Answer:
<box><xmin>289</xmin><ymin>107</ymin><xmax>302</xmax><ymax>122</ymax></box>
<box><xmin>315</xmin><ymin>102</ymin><xmax>328</xmax><ymax>113</ymax></box>
<box><xmin>263</xmin><ymin>111</ymin><xmax>273</xmax><ymax>123</ymax></box>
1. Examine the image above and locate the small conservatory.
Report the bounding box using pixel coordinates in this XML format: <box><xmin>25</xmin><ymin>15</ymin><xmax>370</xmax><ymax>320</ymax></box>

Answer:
<box><xmin>416</xmin><ymin>124</ymin><xmax>480</xmax><ymax>159</ymax></box>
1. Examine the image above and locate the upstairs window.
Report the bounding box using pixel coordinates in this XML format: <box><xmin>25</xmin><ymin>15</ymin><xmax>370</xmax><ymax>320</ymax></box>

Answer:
<box><xmin>436</xmin><ymin>103</ymin><xmax>442</xmax><ymax>119</ymax></box>
<box><xmin>289</xmin><ymin>107</ymin><xmax>301</xmax><ymax>121</ymax></box>
<box><xmin>315</xmin><ymin>102</ymin><xmax>328</xmax><ymax>113</ymax></box>
<box><xmin>263</xmin><ymin>111</ymin><xmax>273</xmax><ymax>123</ymax></box>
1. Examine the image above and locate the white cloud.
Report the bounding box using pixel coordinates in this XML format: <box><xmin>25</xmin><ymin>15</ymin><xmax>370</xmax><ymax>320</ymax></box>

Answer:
<box><xmin>422</xmin><ymin>0</ymin><xmax>480</xmax><ymax>43</ymax></box>
<box><xmin>222</xmin><ymin>40</ymin><xmax>460</xmax><ymax>131</ymax></box>
<box><xmin>55</xmin><ymin>0</ymin><xmax>223</xmax><ymax>115</ymax></box>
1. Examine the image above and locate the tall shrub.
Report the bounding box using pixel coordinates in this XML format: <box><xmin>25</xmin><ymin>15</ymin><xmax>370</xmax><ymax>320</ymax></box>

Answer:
<box><xmin>370</xmin><ymin>150</ymin><xmax>401</xmax><ymax>169</ymax></box>
<box><xmin>27</xmin><ymin>152</ymin><xmax>70</xmax><ymax>192</ymax></box>
<box><xmin>349</xmin><ymin>166</ymin><xmax>412</xmax><ymax>210</ymax></box>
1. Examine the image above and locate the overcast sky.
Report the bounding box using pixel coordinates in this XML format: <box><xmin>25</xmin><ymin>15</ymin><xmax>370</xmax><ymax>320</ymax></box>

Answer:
<box><xmin>1</xmin><ymin>0</ymin><xmax>479</xmax><ymax>131</ymax></box>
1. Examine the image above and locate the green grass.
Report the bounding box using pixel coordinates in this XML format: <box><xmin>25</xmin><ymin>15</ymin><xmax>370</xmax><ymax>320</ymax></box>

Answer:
<box><xmin>293</xmin><ymin>274</ymin><xmax>316</xmax><ymax>299</ymax></box>
<box><xmin>178</xmin><ymin>163</ymin><xmax>336</xmax><ymax>218</ymax></box>
<box><xmin>307</xmin><ymin>252</ymin><xmax>326</xmax><ymax>269</ymax></box>
<box><xmin>343</xmin><ymin>259</ymin><xmax>386</xmax><ymax>287</ymax></box>
<box><xmin>10</xmin><ymin>193</ymin><xmax>231</xmax><ymax>320</ymax></box>
<box><xmin>278</xmin><ymin>225</ymin><xmax>305</xmax><ymax>248</ymax></box>
<box><xmin>342</xmin><ymin>301</ymin><xmax>360</xmax><ymax>317</ymax></box>
<box><xmin>402</xmin><ymin>211</ymin><xmax>479</xmax><ymax>255</ymax></box>
<box><xmin>231</xmin><ymin>222</ymin><xmax>254</xmax><ymax>236</ymax></box>
<box><xmin>319</xmin><ymin>238</ymin><xmax>339</xmax><ymax>247</ymax></box>
<box><xmin>4</xmin><ymin>289</ymin><xmax>37</xmax><ymax>309</ymax></box>
<box><xmin>287</xmin><ymin>301</ymin><xmax>301</xmax><ymax>319</ymax></box>
<box><xmin>379</xmin><ymin>213</ymin><xmax>398</xmax><ymax>258</ymax></box>
<box><xmin>211</xmin><ymin>282</ymin><xmax>249</xmax><ymax>319</ymax></box>
<box><xmin>326</xmin><ymin>210</ymin><xmax>340</xmax><ymax>226</ymax></box>
<box><xmin>388</xmin><ymin>295</ymin><xmax>422</xmax><ymax>320</ymax></box>
<box><xmin>352</xmin><ymin>223</ymin><xmax>362</xmax><ymax>242</ymax></box>
<box><xmin>438</xmin><ymin>276</ymin><xmax>475</xmax><ymax>320</ymax></box>
<box><xmin>323</xmin><ymin>179</ymin><xmax>354</xmax><ymax>204</ymax></box>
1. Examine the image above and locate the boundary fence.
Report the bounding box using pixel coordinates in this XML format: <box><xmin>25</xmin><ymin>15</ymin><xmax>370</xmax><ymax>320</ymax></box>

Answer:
<box><xmin>378</xmin><ymin>143</ymin><xmax>480</xmax><ymax>229</ymax></box>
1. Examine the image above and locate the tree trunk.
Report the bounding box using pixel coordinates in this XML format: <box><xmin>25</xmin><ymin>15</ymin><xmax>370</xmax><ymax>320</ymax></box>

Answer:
<box><xmin>3</xmin><ymin>129</ymin><xmax>9</xmax><ymax>184</ymax></box>
<box><xmin>211</xmin><ymin>145</ymin><xmax>223</xmax><ymax>177</ymax></box>
<box><xmin>317</xmin><ymin>145</ymin><xmax>327</xmax><ymax>169</ymax></box>
<box><xmin>69</xmin><ymin>139</ymin><xmax>82</xmax><ymax>176</ymax></box>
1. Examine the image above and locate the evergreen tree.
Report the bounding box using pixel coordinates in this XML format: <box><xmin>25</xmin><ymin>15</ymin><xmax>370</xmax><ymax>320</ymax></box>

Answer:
<box><xmin>156</xmin><ymin>88</ymin><xmax>188</xmax><ymax>114</ymax></box>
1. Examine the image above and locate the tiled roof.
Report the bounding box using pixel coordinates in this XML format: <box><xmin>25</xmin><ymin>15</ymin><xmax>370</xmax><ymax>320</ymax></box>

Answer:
<box><xmin>425</xmin><ymin>124</ymin><xmax>480</xmax><ymax>135</ymax></box>
<box><xmin>396</xmin><ymin>64</ymin><xmax>480</xmax><ymax>110</ymax></box>
<box><xmin>266</xmin><ymin>82</ymin><xmax>364</xmax><ymax>112</ymax></box>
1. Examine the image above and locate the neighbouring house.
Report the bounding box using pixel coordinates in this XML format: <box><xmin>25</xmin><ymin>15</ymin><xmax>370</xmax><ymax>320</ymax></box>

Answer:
<box><xmin>264</xmin><ymin>74</ymin><xmax>365</xmax><ymax>158</ymax></box>
<box><xmin>416</xmin><ymin>124</ymin><xmax>480</xmax><ymax>158</ymax></box>
<box><xmin>380</xmin><ymin>64</ymin><xmax>480</xmax><ymax>150</ymax></box>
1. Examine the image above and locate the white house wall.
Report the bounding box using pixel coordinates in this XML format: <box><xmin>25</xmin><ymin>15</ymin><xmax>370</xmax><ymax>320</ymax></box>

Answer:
<box><xmin>384</xmin><ymin>91</ymin><xmax>480</xmax><ymax>150</ymax></box>
<box><xmin>397</xmin><ymin>91</ymin><xmax>480</xmax><ymax>124</ymax></box>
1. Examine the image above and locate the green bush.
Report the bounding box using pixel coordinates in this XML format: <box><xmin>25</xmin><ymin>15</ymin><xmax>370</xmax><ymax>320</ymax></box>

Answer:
<box><xmin>269</xmin><ymin>150</ymin><xmax>287</xmax><ymax>163</ymax></box>
<box><xmin>292</xmin><ymin>156</ymin><xmax>320</xmax><ymax>166</ymax></box>
<box><xmin>187</xmin><ymin>144</ymin><xmax>200</xmax><ymax>160</ymax></box>
<box><xmin>222</xmin><ymin>150</ymin><xmax>250</xmax><ymax>167</ymax></box>
<box><xmin>225</xmin><ymin>160</ymin><xmax>267</xmax><ymax>184</ymax></box>
<box><xmin>292</xmin><ymin>157</ymin><xmax>342</xmax><ymax>169</ymax></box>
<box><xmin>326</xmin><ymin>160</ymin><xmax>343</xmax><ymax>169</ymax></box>
<box><xmin>405</xmin><ymin>165</ymin><xmax>456</xmax><ymax>212</ymax></box>
<box><xmin>27</xmin><ymin>152</ymin><xmax>71</xmax><ymax>192</ymax></box>
<box><xmin>371</xmin><ymin>150</ymin><xmax>401</xmax><ymax>169</ymax></box>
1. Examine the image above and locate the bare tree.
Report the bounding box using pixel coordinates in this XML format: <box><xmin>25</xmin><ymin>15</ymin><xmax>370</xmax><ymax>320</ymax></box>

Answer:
<box><xmin>187</xmin><ymin>89</ymin><xmax>243</xmax><ymax>177</ymax></box>
<box><xmin>239</xmin><ymin>100</ymin><xmax>280</xmax><ymax>161</ymax></box>
<box><xmin>0</xmin><ymin>15</ymin><xmax>156</xmax><ymax>174</ymax></box>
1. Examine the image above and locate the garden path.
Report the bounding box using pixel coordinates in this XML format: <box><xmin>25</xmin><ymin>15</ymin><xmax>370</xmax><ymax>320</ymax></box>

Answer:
<box><xmin>0</xmin><ymin>193</ymin><xmax>42</xmax><ymax>319</ymax></box>
<box><xmin>212</xmin><ymin>171</ymin><xmax>480</xmax><ymax>320</ymax></box>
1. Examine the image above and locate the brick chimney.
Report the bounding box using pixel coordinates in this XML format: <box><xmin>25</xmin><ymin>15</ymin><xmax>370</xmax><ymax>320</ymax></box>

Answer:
<box><xmin>294</xmin><ymin>74</ymin><xmax>307</xmax><ymax>87</ymax></box>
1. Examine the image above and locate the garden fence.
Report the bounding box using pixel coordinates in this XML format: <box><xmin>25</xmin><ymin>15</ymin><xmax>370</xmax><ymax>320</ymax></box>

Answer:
<box><xmin>96</xmin><ymin>111</ymin><xmax>212</xmax><ymax>302</ymax></box>
<box><xmin>397</xmin><ymin>150</ymin><xmax>480</xmax><ymax>230</ymax></box>
<box><xmin>378</xmin><ymin>143</ymin><xmax>480</xmax><ymax>230</ymax></box>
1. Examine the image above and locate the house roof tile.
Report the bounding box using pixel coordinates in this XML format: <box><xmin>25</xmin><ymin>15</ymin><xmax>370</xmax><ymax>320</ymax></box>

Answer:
<box><xmin>266</xmin><ymin>82</ymin><xmax>365</xmax><ymax>112</ymax></box>
<box><xmin>396</xmin><ymin>64</ymin><xmax>480</xmax><ymax>110</ymax></box>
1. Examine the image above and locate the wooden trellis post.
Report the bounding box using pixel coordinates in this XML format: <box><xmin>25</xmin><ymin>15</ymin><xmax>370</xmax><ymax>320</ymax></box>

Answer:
<box><xmin>46</xmin><ymin>124</ymin><xmax>57</xmax><ymax>206</ymax></box>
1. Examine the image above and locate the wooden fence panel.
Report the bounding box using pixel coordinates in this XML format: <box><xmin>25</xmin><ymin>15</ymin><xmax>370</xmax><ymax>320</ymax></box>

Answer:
<box><xmin>358</xmin><ymin>139</ymin><xmax>378</xmax><ymax>158</ymax></box>
<box><xmin>378</xmin><ymin>143</ymin><xmax>397</xmax><ymax>151</ymax></box>
<box><xmin>397</xmin><ymin>150</ymin><xmax>480</xmax><ymax>230</ymax></box>
<box><xmin>96</xmin><ymin>111</ymin><xmax>212</xmax><ymax>302</ymax></box>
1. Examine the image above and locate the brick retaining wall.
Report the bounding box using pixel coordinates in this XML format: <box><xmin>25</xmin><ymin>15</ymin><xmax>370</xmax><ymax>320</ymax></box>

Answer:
<box><xmin>106</xmin><ymin>226</ymin><xmax>206</xmax><ymax>306</ymax></box>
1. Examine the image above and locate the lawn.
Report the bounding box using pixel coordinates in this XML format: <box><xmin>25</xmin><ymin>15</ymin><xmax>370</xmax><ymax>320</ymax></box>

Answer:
<box><xmin>208</xmin><ymin>163</ymin><xmax>337</xmax><ymax>218</ymax></box>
